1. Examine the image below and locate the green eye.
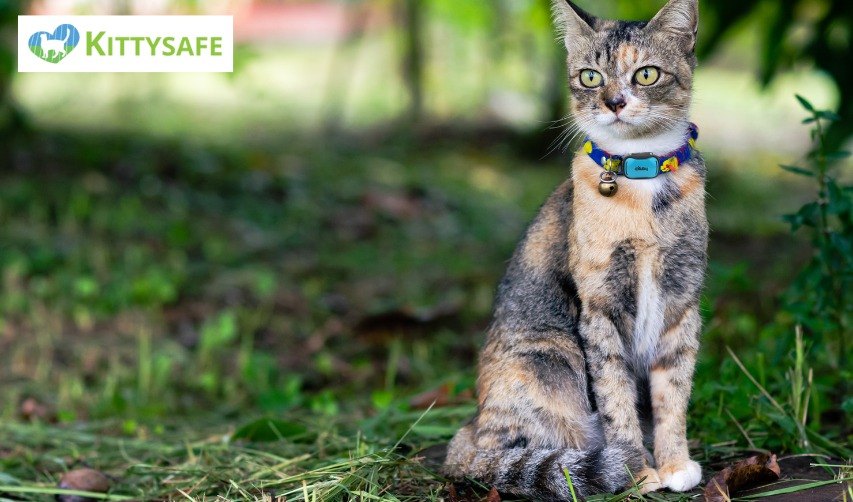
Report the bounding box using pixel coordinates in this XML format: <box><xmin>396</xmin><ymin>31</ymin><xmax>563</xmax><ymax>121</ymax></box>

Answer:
<box><xmin>579</xmin><ymin>69</ymin><xmax>603</xmax><ymax>88</ymax></box>
<box><xmin>634</xmin><ymin>66</ymin><xmax>660</xmax><ymax>85</ymax></box>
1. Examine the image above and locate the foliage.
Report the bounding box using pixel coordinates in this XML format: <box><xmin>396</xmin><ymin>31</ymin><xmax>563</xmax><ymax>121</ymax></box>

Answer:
<box><xmin>779</xmin><ymin>95</ymin><xmax>851</xmax><ymax>390</ymax></box>
<box><xmin>683</xmin><ymin>96</ymin><xmax>852</xmax><ymax>462</ymax></box>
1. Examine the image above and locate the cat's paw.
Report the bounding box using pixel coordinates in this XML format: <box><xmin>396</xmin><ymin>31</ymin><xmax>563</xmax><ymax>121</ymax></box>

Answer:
<box><xmin>658</xmin><ymin>460</ymin><xmax>702</xmax><ymax>492</ymax></box>
<box><xmin>635</xmin><ymin>467</ymin><xmax>662</xmax><ymax>494</ymax></box>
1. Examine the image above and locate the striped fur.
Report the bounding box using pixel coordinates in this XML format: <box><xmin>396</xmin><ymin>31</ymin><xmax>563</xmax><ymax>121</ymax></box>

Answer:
<box><xmin>443</xmin><ymin>0</ymin><xmax>707</xmax><ymax>498</ymax></box>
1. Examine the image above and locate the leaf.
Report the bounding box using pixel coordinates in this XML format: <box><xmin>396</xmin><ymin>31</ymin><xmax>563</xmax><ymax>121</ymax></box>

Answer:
<box><xmin>232</xmin><ymin>417</ymin><xmax>307</xmax><ymax>442</ymax></box>
<box><xmin>409</xmin><ymin>383</ymin><xmax>473</xmax><ymax>410</ymax></box>
<box><xmin>779</xmin><ymin>165</ymin><xmax>813</xmax><ymax>177</ymax></box>
<box><xmin>795</xmin><ymin>94</ymin><xmax>815</xmax><ymax>112</ymax></box>
<box><xmin>199</xmin><ymin>311</ymin><xmax>238</xmax><ymax>352</ymax></box>
<box><xmin>0</xmin><ymin>472</ymin><xmax>21</xmax><ymax>485</ymax></box>
<box><xmin>827</xmin><ymin>182</ymin><xmax>852</xmax><ymax>215</ymax></box>
<box><xmin>703</xmin><ymin>453</ymin><xmax>781</xmax><ymax>502</ymax></box>
<box><xmin>802</xmin><ymin>117</ymin><xmax>816</xmax><ymax>124</ymax></box>
<box><xmin>825</xmin><ymin>151</ymin><xmax>851</xmax><ymax>161</ymax></box>
<box><xmin>58</xmin><ymin>468</ymin><xmax>111</xmax><ymax>495</ymax></box>
<box><xmin>372</xmin><ymin>390</ymin><xmax>395</xmax><ymax>410</ymax></box>
<box><xmin>782</xmin><ymin>213</ymin><xmax>802</xmax><ymax>231</ymax></box>
<box><xmin>486</xmin><ymin>487</ymin><xmax>501</xmax><ymax>502</ymax></box>
<box><xmin>816</xmin><ymin>110</ymin><xmax>841</xmax><ymax>121</ymax></box>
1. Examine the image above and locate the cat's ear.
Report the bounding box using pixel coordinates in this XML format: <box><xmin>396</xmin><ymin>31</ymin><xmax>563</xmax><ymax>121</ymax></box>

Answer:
<box><xmin>552</xmin><ymin>0</ymin><xmax>597</xmax><ymax>50</ymax></box>
<box><xmin>647</xmin><ymin>0</ymin><xmax>698</xmax><ymax>49</ymax></box>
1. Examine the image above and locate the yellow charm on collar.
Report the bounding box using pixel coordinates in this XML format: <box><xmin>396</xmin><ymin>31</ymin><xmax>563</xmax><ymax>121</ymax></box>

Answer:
<box><xmin>603</xmin><ymin>157</ymin><xmax>622</xmax><ymax>172</ymax></box>
<box><xmin>660</xmin><ymin>157</ymin><xmax>679</xmax><ymax>173</ymax></box>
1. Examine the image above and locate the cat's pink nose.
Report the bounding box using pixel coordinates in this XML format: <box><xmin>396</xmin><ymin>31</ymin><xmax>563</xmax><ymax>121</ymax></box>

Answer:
<box><xmin>605</xmin><ymin>96</ymin><xmax>626</xmax><ymax>114</ymax></box>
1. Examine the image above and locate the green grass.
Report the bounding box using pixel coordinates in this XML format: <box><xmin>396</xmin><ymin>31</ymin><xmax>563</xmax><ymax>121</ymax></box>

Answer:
<box><xmin>0</xmin><ymin>126</ymin><xmax>849</xmax><ymax>500</ymax></box>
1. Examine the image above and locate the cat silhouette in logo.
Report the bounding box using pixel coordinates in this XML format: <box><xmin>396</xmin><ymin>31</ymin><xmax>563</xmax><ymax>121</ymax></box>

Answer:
<box><xmin>40</xmin><ymin>31</ymin><xmax>69</xmax><ymax>59</ymax></box>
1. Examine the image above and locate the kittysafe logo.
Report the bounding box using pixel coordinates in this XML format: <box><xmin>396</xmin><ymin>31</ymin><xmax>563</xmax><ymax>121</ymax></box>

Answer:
<box><xmin>19</xmin><ymin>16</ymin><xmax>233</xmax><ymax>72</ymax></box>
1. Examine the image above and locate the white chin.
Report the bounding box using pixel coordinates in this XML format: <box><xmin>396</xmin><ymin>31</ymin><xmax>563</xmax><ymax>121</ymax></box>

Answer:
<box><xmin>590</xmin><ymin>117</ymin><xmax>641</xmax><ymax>139</ymax></box>
<box><xmin>584</xmin><ymin>119</ymin><xmax>690</xmax><ymax>156</ymax></box>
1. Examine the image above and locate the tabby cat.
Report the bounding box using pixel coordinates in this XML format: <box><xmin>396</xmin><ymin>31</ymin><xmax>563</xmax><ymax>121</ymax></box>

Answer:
<box><xmin>443</xmin><ymin>0</ymin><xmax>707</xmax><ymax>499</ymax></box>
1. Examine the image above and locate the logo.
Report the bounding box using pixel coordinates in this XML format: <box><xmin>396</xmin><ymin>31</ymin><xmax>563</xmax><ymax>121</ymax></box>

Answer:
<box><xmin>28</xmin><ymin>24</ymin><xmax>80</xmax><ymax>64</ymax></box>
<box><xmin>19</xmin><ymin>16</ymin><xmax>233</xmax><ymax>73</ymax></box>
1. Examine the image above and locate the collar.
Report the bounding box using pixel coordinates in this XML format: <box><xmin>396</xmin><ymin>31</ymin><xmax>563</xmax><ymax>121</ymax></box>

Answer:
<box><xmin>582</xmin><ymin>123</ymin><xmax>699</xmax><ymax>179</ymax></box>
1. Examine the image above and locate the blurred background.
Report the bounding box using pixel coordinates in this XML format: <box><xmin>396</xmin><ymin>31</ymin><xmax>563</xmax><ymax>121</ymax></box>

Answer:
<box><xmin>0</xmin><ymin>0</ymin><xmax>850</xmax><ymax>499</ymax></box>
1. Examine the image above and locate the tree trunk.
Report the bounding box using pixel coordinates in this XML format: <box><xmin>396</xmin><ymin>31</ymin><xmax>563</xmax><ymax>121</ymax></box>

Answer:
<box><xmin>401</xmin><ymin>0</ymin><xmax>424</xmax><ymax>124</ymax></box>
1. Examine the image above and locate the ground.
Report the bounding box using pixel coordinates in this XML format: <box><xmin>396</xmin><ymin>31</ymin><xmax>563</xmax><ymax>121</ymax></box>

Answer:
<box><xmin>0</xmin><ymin>126</ymin><xmax>849</xmax><ymax>500</ymax></box>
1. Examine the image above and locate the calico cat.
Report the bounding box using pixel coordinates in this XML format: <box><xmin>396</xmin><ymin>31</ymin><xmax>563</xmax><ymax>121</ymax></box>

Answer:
<box><xmin>442</xmin><ymin>0</ymin><xmax>707</xmax><ymax>499</ymax></box>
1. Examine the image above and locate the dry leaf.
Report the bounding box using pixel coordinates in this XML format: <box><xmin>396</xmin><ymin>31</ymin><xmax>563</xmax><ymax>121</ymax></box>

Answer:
<box><xmin>704</xmin><ymin>453</ymin><xmax>780</xmax><ymax>502</ymax></box>
<box><xmin>19</xmin><ymin>397</ymin><xmax>55</xmax><ymax>422</ymax></box>
<box><xmin>448</xmin><ymin>483</ymin><xmax>460</xmax><ymax>502</ymax></box>
<box><xmin>58</xmin><ymin>468</ymin><xmax>111</xmax><ymax>494</ymax></box>
<box><xmin>409</xmin><ymin>383</ymin><xmax>473</xmax><ymax>409</ymax></box>
<box><xmin>485</xmin><ymin>487</ymin><xmax>501</xmax><ymax>502</ymax></box>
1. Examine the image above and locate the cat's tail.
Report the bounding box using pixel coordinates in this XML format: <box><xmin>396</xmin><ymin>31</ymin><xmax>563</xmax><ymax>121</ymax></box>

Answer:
<box><xmin>443</xmin><ymin>426</ymin><xmax>642</xmax><ymax>501</ymax></box>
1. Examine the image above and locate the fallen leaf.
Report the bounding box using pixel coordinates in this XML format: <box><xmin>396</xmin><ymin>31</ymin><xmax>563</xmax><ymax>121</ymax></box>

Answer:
<box><xmin>19</xmin><ymin>397</ymin><xmax>55</xmax><ymax>422</ymax></box>
<box><xmin>704</xmin><ymin>453</ymin><xmax>780</xmax><ymax>502</ymax></box>
<box><xmin>448</xmin><ymin>483</ymin><xmax>460</xmax><ymax>502</ymax></box>
<box><xmin>485</xmin><ymin>487</ymin><xmax>501</xmax><ymax>502</ymax></box>
<box><xmin>409</xmin><ymin>383</ymin><xmax>473</xmax><ymax>409</ymax></box>
<box><xmin>57</xmin><ymin>468</ymin><xmax>110</xmax><ymax>501</ymax></box>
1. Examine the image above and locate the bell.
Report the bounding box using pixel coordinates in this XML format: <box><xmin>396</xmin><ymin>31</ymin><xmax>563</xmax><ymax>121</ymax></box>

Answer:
<box><xmin>598</xmin><ymin>180</ymin><xmax>618</xmax><ymax>196</ymax></box>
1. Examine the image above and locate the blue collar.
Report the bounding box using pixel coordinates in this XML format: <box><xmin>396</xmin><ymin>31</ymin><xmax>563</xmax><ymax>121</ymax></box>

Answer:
<box><xmin>582</xmin><ymin>123</ymin><xmax>699</xmax><ymax>179</ymax></box>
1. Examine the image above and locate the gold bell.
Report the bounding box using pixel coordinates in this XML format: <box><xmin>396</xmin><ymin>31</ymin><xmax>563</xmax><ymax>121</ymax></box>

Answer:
<box><xmin>598</xmin><ymin>171</ymin><xmax>618</xmax><ymax>197</ymax></box>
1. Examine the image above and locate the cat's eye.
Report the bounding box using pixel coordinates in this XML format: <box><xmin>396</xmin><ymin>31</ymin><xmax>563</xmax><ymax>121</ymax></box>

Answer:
<box><xmin>633</xmin><ymin>66</ymin><xmax>660</xmax><ymax>86</ymax></box>
<box><xmin>579</xmin><ymin>69</ymin><xmax>603</xmax><ymax>88</ymax></box>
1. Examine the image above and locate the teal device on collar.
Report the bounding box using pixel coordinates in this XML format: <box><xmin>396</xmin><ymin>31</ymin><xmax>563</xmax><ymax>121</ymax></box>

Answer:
<box><xmin>622</xmin><ymin>154</ymin><xmax>659</xmax><ymax>179</ymax></box>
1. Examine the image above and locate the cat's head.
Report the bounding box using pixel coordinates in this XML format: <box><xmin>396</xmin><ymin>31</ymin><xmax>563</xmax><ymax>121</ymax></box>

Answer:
<box><xmin>553</xmin><ymin>0</ymin><xmax>698</xmax><ymax>150</ymax></box>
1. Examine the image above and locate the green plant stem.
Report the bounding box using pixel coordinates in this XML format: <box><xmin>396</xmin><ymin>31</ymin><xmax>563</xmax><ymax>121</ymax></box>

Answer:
<box><xmin>810</xmin><ymin>110</ymin><xmax>846</xmax><ymax>379</ymax></box>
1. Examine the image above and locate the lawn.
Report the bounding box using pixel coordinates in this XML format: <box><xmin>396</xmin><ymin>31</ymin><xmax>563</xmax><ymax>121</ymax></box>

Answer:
<box><xmin>0</xmin><ymin>117</ymin><xmax>849</xmax><ymax>500</ymax></box>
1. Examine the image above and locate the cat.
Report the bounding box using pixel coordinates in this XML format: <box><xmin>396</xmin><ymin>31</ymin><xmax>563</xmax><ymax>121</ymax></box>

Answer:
<box><xmin>442</xmin><ymin>0</ymin><xmax>707</xmax><ymax>499</ymax></box>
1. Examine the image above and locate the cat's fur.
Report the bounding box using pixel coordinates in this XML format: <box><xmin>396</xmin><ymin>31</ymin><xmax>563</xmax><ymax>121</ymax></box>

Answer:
<box><xmin>442</xmin><ymin>0</ymin><xmax>707</xmax><ymax>499</ymax></box>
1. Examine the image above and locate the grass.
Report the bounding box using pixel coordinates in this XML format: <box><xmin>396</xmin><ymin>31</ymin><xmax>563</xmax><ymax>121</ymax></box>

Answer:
<box><xmin>0</xmin><ymin>407</ymin><xmax>459</xmax><ymax>500</ymax></box>
<box><xmin>0</xmin><ymin>126</ymin><xmax>848</xmax><ymax>500</ymax></box>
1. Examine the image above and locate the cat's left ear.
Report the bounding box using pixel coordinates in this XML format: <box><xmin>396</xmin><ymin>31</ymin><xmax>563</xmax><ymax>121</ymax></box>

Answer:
<box><xmin>647</xmin><ymin>0</ymin><xmax>698</xmax><ymax>51</ymax></box>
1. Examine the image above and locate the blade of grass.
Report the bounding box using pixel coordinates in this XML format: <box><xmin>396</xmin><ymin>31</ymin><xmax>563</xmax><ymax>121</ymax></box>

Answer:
<box><xmin>0</xmin><ymin>486</ymin><xmax>134</xmax><ymax>500</ymax></box>
<box><xmin>724</xmin><ymin>408</ymin><xmax>759</xmax><ymax>450</ymax></box>
<box><xmin>735</xmin><ymin>477</ymin><xmax>853</xmax><ymax>499</ymax></box>
<box><xmin>562</xmin><ymin>466</ymin><xmax>579</xmax><ymax>502</ymax></box>
<box><xmin>726</xmin><ymin>347</ymin><xmax>786</xmax><ymax>415</ymax></box>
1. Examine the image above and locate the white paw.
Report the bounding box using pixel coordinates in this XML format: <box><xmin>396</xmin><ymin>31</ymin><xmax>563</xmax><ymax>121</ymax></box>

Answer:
<box><xmin>659</xmin><ymin>460</ymin><xmax>702</xmax><ymax>492</ymax></box>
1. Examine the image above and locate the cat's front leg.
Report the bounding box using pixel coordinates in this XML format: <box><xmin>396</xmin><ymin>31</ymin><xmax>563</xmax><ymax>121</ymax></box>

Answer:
<box><xmin>651</xmin><ymin>307</ymin><xmax>702</xmax><ymax>492</ymax></box>
<box><xmin>580</xmin><ymin>307</ymin><xmax>661</xmax><ymax>493</ymax></box>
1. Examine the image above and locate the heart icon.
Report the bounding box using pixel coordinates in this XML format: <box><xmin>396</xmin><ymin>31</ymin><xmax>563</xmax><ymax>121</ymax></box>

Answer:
<box><xmin>28</xmin><ymin>24</ymin><xmax>80</xmax><ymax>64</ymax></box>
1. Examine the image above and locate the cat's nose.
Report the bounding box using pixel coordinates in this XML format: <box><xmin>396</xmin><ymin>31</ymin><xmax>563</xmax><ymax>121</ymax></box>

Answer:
<box><xmin>604</xmin><ymin>96</ymin><xmax>627</xmax><ymax>114</ymax></box>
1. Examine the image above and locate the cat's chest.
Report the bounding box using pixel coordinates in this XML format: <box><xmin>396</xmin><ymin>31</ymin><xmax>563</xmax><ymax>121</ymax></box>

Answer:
<box><xmin>570</xmin><ymin>188</ymin><xmax>671</xmax><ymax>366</ymax></box>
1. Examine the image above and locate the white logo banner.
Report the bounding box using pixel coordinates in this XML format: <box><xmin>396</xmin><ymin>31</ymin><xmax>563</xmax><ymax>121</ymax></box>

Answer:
<box><xmin>18</xmin><ymin>15</ymin><xmax>233</xmax><ymax>73</ymax></box>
